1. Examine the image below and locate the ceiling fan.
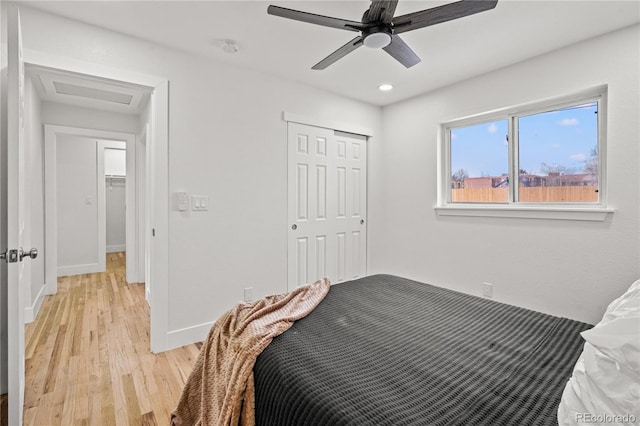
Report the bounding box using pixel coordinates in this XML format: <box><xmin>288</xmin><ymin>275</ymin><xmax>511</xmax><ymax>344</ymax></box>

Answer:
<box><xmin>267</xmin><ymin>0</ymin><xmax>498</xmax><ymax>70</ymax></box>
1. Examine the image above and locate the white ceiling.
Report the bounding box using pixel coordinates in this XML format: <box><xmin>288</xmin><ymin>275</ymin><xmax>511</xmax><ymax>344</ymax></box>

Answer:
<box><xmin>21</xmin><ymin>1</ymin><xmax>640</xmax><ymax>107</ymax></box>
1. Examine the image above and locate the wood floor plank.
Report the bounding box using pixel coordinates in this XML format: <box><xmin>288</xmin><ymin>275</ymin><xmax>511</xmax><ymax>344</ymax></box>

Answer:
<box><xmin>122</xmin><ymin>373</ymin><xmax>142</xmax><ymax>424</ymax></box>
<box><xmin>42</xmin><ymin>324</ymin><xmax>67</xmax><ymax>394</ymax></box>
<box><xmin>141</xmin><ymin>411</ymin><xmax>159</xmax><ymax>426</ymax></box>
<box><xmin>18</xmin><ymin>252</ymin><xmax>201</xmax><ymax>425</ymax></box>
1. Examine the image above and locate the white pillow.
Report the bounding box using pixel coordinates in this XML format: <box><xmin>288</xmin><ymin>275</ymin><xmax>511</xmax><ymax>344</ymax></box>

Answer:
<box><xmin>558</xmin><ymin>279</ymin><xmax>640</xmax><ymax>426</ymax></box>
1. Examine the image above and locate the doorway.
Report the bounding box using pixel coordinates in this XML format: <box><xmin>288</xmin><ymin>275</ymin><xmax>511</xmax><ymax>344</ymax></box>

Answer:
<box><xmin>16</xmin><ymin>56</ymin><xmax>171</xmax><ymax>356</ymax></box>
<box><xmin>43</xmin><ymin>126</ymin><xmax>139</xmax><ymax>293</ymax></box>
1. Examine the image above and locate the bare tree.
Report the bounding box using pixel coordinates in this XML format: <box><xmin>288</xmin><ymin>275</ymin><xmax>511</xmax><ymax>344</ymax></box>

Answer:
<box><xmin>584</xmin><ymin>145</ymin><xmax>598</xmax><ymax>176</ymax></box>
<box><xmin>452</xmin><ymin>168</ymin><xmax>469</xmax><ymax>182</ymax></box>
<box><xmin>540</xmin><ymin>162</ymin><xmax>575</xmax><ymax>175</ymax></box>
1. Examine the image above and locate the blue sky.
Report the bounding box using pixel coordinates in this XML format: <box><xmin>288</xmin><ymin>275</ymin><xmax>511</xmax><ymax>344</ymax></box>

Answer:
<box><xmin>451</xmin><ymin>102</ymin><xmax>598</xmax><ymax>177</ymax></box>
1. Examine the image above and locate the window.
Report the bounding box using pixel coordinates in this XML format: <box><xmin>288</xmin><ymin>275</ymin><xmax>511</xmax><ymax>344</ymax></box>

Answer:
<box><xmin>450</xmin><ymin>119</ymin><xmax>509</xmax><ymax>203</ymax></box>
<box><xmin>441</xmin><ymin>87</ymin><xmax>607</xmax><ymax>214</ymax></box>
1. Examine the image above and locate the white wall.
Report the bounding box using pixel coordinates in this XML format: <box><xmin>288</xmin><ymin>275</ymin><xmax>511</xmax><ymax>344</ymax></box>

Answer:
<box><xmin>24</xmin><ymin>73</ymin><xmax>45</xmax><ymax>322</ymax></box>
<box><xmin>371</xmin><ymin>25</ymin><xmax>640</xmax><ymax>325</ymax></box>
<box><xmin>19</xmin><ymin>6</ymin><xmax>382</xmax><ymax>346</ymax></box>
<box><xmin>56</xmin><ymin>134</ymin><xmax>100</xmax><ymax>274</ymax></box>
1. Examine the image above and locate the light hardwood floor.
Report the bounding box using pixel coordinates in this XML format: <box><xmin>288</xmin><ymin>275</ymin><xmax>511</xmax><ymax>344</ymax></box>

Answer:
<box><xmin>22</xmin><ymin>252</ymin><xmax>202</xmax><ymax>425</ymax></box>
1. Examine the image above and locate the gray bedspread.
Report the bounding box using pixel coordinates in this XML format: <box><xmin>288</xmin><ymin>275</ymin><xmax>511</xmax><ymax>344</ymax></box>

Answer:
<box><xmin>253</xmin><ymin>274</ymin><xmax>591</xmax><ymax>425</ymax></box>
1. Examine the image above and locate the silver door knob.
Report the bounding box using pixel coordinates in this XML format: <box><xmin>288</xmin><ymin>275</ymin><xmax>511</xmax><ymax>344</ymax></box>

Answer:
<box><xmin>19</xmin><ymin>248</ymin><xmax>38</xmax><ymax>261</ymax></box>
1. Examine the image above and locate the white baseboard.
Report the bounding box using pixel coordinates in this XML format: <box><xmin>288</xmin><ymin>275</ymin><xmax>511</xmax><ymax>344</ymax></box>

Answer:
<box><xmin>58</xmin><ymin>263</ymin><xmax>102</xmax><ymax>277</ymax></box>
<box><xmin>145</xmin><ymin>286</ymin><xmax>151</xmax><ymax>306</ymax></box>
<box><xmin>167</xmin><ymin>320</ymin><xmax>215</xmax><ymax>350</ymax></box>
<box><xmin>24</xmin><ymin>284</ymin><xmax>46</xmax><ymax>324</ymax></box>
<box><xmin>107</xmin><ymin>244</ymin><xmax>126</xmax><ymax>253</ymax></box>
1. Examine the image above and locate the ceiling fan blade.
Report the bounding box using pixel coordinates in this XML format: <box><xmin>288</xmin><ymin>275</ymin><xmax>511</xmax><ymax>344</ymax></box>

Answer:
<box><xmin>382</xmin><ymin>35</ymin><xmax>421</xmax><ymax>68</ymax></box>
<box><xmin>268</xmin><ymin>5</ymin><xmax>365</xmax><ymax>32</ymax></box>
<box><xmin>366</xmin><ymin>0</ymin><xmax>399</xmax><ymax>24</ymax></box>
<box><xmin>312</xmin><ymin>36</ymin><xmax>364</xmax><ymax>70</ymax></box>
<box><xmin>392</xmin><ymin>0</ymin><xmax>498</xmax><ymax>34</ymax></box>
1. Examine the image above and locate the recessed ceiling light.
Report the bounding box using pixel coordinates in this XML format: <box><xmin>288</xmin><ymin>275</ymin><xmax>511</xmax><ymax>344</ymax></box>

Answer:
<box><xmin>378</xmin><ymin>84</ymin><xmax>393</xmax><ymax>91</ymax></box>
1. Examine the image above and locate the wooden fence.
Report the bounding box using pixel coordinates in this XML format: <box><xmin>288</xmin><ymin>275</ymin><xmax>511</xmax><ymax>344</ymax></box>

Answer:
<box><xmin>451</xmin><ymin>185</ymin><xmax>598</xmax><ymax>203</ymax></box>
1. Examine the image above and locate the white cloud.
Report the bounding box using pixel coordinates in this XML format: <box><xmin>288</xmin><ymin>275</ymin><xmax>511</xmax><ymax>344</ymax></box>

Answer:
<box><xmin>451</xmin><ymin>133</ymin><xmax>457</xmax><ymax>140</ymax></box>
<box><xmin>551</xmin><ymin>143</ymin><xmax>562</xmax><ymax>149</ymax></box>
<box><xmin>488</xmin><ymin>123</ymin><xmax>498</xmax><ymax>133</ymax></box>
<box><xmin>558</xmin><ymin>118</ymin><xmax>579</xmax><ymax>126</ymax></box>
<box><xmin>570</xmin><ymin>153</ymin><xmax>586</xmax><ymax>161</ymax></box>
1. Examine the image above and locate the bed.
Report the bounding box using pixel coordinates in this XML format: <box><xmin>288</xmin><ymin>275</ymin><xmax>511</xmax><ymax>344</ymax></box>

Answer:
<box><xmin>252</xmin><ymin>274</ymin><xmax>592</xmax><ymax>426</ymax></box>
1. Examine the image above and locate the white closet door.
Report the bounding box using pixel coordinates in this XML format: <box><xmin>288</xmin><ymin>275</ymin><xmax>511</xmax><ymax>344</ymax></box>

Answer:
<box><xmin>287</xmin><ymin>122</ymin><xmax>367</xmax><ymax>290</ymax></box>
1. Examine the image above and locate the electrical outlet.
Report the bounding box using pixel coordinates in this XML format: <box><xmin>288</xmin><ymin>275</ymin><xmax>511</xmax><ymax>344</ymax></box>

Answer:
<box><xmin>243</xmin><ymin>287</ymin><xmax>253</xmax><ymax>303</ymax></box>
<box><xmin>482</xmin><ymin>282</ymin><xmax>493</xmax><ymax>298</ymax></box>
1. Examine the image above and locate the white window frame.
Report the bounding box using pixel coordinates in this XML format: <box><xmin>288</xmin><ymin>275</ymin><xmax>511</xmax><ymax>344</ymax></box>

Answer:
<box><xmin>436</xmin><ymin>86</ymin><xmax>613</xmax><ymax>221</ymax></box>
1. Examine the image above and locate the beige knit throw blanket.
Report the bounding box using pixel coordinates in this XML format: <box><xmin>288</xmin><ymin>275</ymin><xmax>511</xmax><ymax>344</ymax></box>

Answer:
<box><xmin>171</xmin><ymin>278</ymin><xmax>331</xmax><ymax>426</ymax></box>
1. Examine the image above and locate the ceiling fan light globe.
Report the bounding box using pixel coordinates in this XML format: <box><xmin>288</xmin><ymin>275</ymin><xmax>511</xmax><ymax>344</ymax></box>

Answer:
<box><xmin>363</xmin><ymin>32</ymin><xmax>392</xmax><ymax>49</ymax></box>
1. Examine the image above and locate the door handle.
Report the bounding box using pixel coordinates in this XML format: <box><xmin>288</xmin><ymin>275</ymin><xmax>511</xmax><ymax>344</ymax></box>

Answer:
<box><xmin>19</xmin><ymin>248</ymin><xmax>38</xmax><ymax>261</ymax></box>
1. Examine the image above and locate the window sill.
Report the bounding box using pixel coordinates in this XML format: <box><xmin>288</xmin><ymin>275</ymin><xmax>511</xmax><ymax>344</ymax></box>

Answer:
<box><xmin>435</xmin><ymin>205</ymin><xmax>614</xmax><ymax>221</ymax></box>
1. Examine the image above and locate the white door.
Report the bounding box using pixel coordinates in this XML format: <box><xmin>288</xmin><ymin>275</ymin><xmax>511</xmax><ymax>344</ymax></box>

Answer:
<box><xmin>287</xmin><ymin>122</ymin><xmax>367</xmax><ymax>289</ymax></box>
<box><xmin>6</xmin><ymin>5</ymin><xmax>33</xmax><ymax>425</ymax></box>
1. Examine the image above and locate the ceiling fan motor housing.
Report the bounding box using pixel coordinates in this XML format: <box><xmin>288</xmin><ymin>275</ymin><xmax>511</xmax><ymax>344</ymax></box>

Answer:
<box><xmin>362</xmin><ymin>25</ymin><xmax>393</xmax><ymax>49</ymax></box>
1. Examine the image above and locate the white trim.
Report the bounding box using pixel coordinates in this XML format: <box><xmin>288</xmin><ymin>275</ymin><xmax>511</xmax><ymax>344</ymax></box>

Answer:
<box><xmin>149</xmin><ymin>81</ymin><xmax>170</xmax><ymax>353</ymax></box>
<box><xmin>283</xmin><ymin>112</ymin><xmax>374</xmax><ymax>137</ymax></box>
<box><xmin>24</xmin><ymin>284</ymin><xmax>46</xmax><ymax>324</ymax></box>
<box><xmin>106</xmin><ymin>244</ymin><xmax>126</xmax><ymax>253</ymax></box>
<box><xmin>435</xmin><ymin>205</ymin><xmax>614</xmax><ymax>221</ymax></box>
<box><xmin>167</xmin><ymin>320</ymin><xmax>216</xmax><ymax>350</ymax></box>
<box><xmin>57</xmin><ymin>263</ymin><xmax>102</xmax><ymax>277</ymax></box>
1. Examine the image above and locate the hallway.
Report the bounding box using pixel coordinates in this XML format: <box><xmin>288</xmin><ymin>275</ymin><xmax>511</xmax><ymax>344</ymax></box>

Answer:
<box><xmin>22</xmin><ymin>253</ymin><xmax>201</xmax><ymax>425</ymax></box>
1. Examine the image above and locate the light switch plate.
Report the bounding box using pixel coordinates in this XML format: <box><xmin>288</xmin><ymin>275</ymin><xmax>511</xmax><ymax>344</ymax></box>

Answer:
<box><xmin>191</xmin><ymin>195</ymin><xmax>209</xmax><ymax>211</ymax></box>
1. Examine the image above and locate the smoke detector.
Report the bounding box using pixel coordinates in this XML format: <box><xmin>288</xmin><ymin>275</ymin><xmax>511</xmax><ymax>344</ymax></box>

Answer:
<box><xmin>221</xmin><ymin>40</ymin><xmax>240</xmax><ymax>54</ymax></box>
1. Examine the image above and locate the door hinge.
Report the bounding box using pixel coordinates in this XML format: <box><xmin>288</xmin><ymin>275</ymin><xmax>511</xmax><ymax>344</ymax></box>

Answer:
<box><xmin>0</xmin><ymin>249</ymin><xmax>19</xmax><ymax>263</ymax></box>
